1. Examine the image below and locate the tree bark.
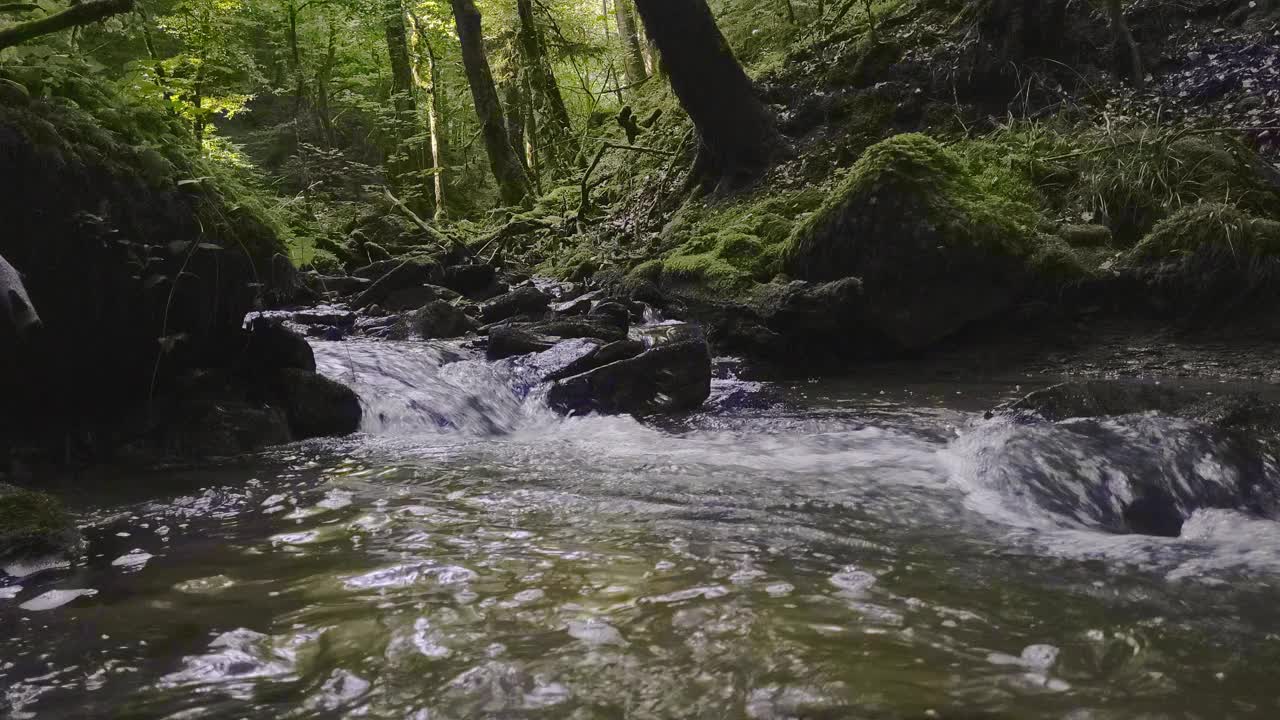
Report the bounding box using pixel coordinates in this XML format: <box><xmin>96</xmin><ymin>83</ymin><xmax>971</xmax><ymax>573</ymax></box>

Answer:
<box><xmin>384</xmin><ymin>0</ymin><xmax>416</xmax><ymax>118</ymax></box>
<box><xmin>385</xmin><ymin>0</ymin><xmax>431</xmax><ymax>208</ymax></box>
<box><xmin>315</xmin><ymin>15</ymin><xmax>338</xmax><ymax>147</ymax></box>
<box><xmin>134</xmin><ymin>4</ymin><xmax>171</xmax><ymax>105</ymax></box>
<box><xmin>0</xmin><ymin>0</ymin><xmax>134</xmax><ymax>50</ymax></box>
<box><xmin>614</xmin><ymin>0</ymin><xmax>647</xmax><ymax>86</ymax></box>
<box><xmin>451</xmin><ymin>0</ymin><xmax>532</xmax><ymax>206</ymax></box>
<box><xmin>1106</xmin><ymin>0</ymin><xmax>1144</xmax><ymax>89</ymax></box>
<box><xmin>410</xmin><ymin>15</ymin><xmax>449</xmax><ymax>220</ymax></box>
<box><xmin>631</xmin><ymin>0</ymin><xmax>779</xmax><ymax>190</ymax></box>
<box><xmin>516</xmin><ymin>0</ymin><xmax>575</xmax><ymax>170</ymax></box>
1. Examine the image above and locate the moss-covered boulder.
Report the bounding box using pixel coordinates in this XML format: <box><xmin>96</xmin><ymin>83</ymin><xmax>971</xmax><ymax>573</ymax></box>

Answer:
<box><xmin>0</xmin><ymin>83</ymin><xmax>292</xmax><ymax>458</ymax></box>
<box><xmin>1121</xmin><ymin>203</ymin><xmax>1280</xmax><ymax>308</ymax></box>
<box><xmin>784</xmin><ymin>133</ymin><xmax>1044</xmax><ymax>349</ymax></box>
<box><xmin>0</xmin><ymin>484</ymin><xmax>80</xmax><ymax>562</ymax></box>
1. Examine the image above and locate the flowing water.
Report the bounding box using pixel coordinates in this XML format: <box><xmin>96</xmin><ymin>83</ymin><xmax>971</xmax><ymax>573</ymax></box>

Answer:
<box><xmin>4</xmin><ymin>339</ymin><xmax>1280</xmax><ymax>719</ymax></box>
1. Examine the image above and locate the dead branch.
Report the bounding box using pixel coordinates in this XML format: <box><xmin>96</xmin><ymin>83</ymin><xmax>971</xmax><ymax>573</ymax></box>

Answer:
<box><xmin>0</xmin><ymin>0</ymin><xmax>134</xmax><ymax>50</ymax></box>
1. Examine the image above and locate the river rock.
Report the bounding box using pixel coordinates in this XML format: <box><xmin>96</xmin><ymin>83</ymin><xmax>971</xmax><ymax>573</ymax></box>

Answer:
<box><xmin>353</xmin><ymin>258</ymin><xmax>439</xmax><ymax>309</ymax></box>
<box><xmin>164</xmin><ymin>397</ymin><xmax>293</xmax><ymax>457</ymax></box>
<box><xmin>267</xmin><ymin>369</ymin><xmax>362</xmax><ymax>439</ymax></box>
<box><xmin>393</xmin><ymin>300</ymin><xmax>478</xmax><ymax>340</ymax></box>
<box><xmin>382</xmin><ymin>284</ymin><xmax>462</xmax><ymax>312</ymax></box>
<box><xmin>0</xmin><ymin>483</ymin><xmax>80</xmax><ymax>562</ymax></box>
<box><xmin>306</xmin><ymin>274</ymin><xmax>371</xmax><ymax>297</ymax></box>
<box><xmin>480</xmin><ymin>286</ymin><xmax>552</xmax><ymax>324</ymax></box>
<box><xmin>544</xmin><ymin>339</ymin><xmax>645</xmax><ymax>383</ymax></box>
<box><xmin>587</xmin><ymin>301</ymin><xmax>632</xmax><ymax>331</ymax></box>
<box><xmin>292</xmin><ymin>306</ymin><xmax>356</xmax><ymax>328</ymax></box>
<box><xmin>551</xmin><ymin>291</ymin><xmax>599</xmax><ymax>316</ymax></box>
<box><xmin>438</xmin><ymin>264</ymin><xmax>498</xmax><ymax>296</ymax></box>
<box><xmin>547</xmin><ymin>331</ymin><xmax>712</xmax><ymax>416</ymax></box>
<box><xmin>239</xmin><ymin>318</ymin><xmax>316</xmax><ymax>375</ymax></box>
<box><xmin>351</xmin><ymin>257</ymin><xmax>404</xmax><ymax>280</ymax></box>
<box><xmin>488</xmin><ymin>324</ymin><xmax>559</xmax><ymax>359</ymax></box>
<box><xmin>1008</xmin><ymin>381</ymin><xmax>1199</xmax><ymax>421</ymax></box>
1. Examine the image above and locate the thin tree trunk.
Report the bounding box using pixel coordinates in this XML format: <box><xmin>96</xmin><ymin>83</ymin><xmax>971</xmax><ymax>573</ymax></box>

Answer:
<box><xmin>412</xmin><ymin>18</ymin><xmax>448</xmax><ymax>220</ymax></box>
<box><xmin>192</xmin><ymin>60</ymin><xmax>206</xmax><ymax>151</ymax></box>
<box><xmin>631</xmin><ymin>0</ymin><xmax>780</xmax><ymax>190</ymax></box>
<box><xmin>134</xmin><ymin>4</ymin><xmax>171</xmax><ymax>104</ymax></box>
<box><xmin>385</xmin><ymin>0</ymin><xmax>431</xmax><ymax>208</ymax></box>
<box><xmin>451</xmin><ymin>0</ymin><xmax>532</xmax><ymax>206</ymax></box>
<box><xmin>614</xmin><ymin>0</ymin><xmax>647</xmax><ymax>86</ymax></box>
<box><xmin>316</xmin><ymin>15</ymin><xmax>338</xmax><ymax>147</ymax></box>
<box><xmin>384</xmin><ymin>0</ymin><xmax>416</xmax><ymax>119</ymax></box>
<box><xmin>502</xmin><ymin>69</ymin><xmax>529</xmax><ymax>175</ymax></box>
<box><xmin>782</xmin><ymin>0</ymin><xmax>796</xmax><ymax>24</ymax></box>
<box><xmin>287</xmin><ymin>0</ymin><xmax>306</xmax><ymax>115</ymax></box>
<box><xmin>516</xmin><ymin>0</ymin><xmax>576</xmax><ymax>170</ymax></box>
<box><xmin>1106</xmin><ymin>0</ymin><xmax>1144</xmax><ymax>89</ymax></box>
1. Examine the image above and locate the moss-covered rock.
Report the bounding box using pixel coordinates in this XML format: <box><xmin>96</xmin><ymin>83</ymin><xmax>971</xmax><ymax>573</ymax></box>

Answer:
<box><xmin>783</xmin><ymin>133</ymin><xmax>1046</xmax><ymax>348</ymax></box>
<box><xmin>1121</xmin><ymin>202</ymin><xmax>1280</xmax><ymax>306</ymax></box>
<box><xmin>0</xmin><ymin>485</ymin><xmax>80</xmax><ymax>562</ymax></box>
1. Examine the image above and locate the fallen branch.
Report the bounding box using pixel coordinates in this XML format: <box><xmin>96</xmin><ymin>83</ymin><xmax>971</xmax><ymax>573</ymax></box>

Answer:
<box><xmin>0</xmin><ymin>4</ymin><xmax>41</xmax><ymax>14</ymax></box>
<box><xmin>578</xmin><ymin>142</ymin><xmax>676</xmax><ymax>219</ymax></box>
<box><xmin>0</xmin><ymin>0</ymin><xmax>133</xmax><ymax>50</ymax></box>
<box><xmin>382</xmin><ymin>186</ymin><xmax>459</xmax><ymax>251</ymax></box>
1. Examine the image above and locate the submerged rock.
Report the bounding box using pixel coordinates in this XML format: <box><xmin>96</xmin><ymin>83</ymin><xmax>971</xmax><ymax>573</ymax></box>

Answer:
<box><xmin>268</xmin><ymin>369</ymin><xmax>363</xmax><ymax>439</ymax></box>
<box><xmin>995</xmin><ymin>380</ymin><xmax>1280</xmax><ymax>537</ymax></box>
<box><xmin>547</xmin><ymin>328</ymin><xmax>712</xmax><ymax>416</ymax></box>
<box><xmin>0</xmin><ymin>484</ymin><xmax>79</xmax><ymax>562</ymax></box>
<box><xmin>1009</xmin><ymin>381</ymin><xmax>1197</xmax><ymax>421</ymax></box>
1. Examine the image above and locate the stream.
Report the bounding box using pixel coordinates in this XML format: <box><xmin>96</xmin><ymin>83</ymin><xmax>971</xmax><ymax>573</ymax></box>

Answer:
<box><xmin>3</xmin><ymin>339</ymin><xmax>1280</xmax><ymax>718</ymax></box>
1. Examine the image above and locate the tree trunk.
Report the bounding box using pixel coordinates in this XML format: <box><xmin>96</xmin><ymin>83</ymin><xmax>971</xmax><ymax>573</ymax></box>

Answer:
<box><xmin>192</xmin><ymin>61</ymin><xmax>206</xmax><ymax>151</ymax></box>
<box><xmin>384</xmin><ymin>0</ymin><xmax>416</xmax><ymax>119</ymax></box>
<box><xmin>451</xmin><ymin>0</ymin><xmax>532</xmax><ymax>206</ymax></box>
<box><xmin>134</xmin><ymin>4</ymin><xmax>171</xmax><ymax>105</ymax></box>
<box><xmin>1106</xmin><ymin>0</ymin><xmax>1144</xmax><ymax>89</ymax></box>
<box><xmin>385</xmin><ymin>0</ymin><xmax>431</xmax><ymax>208</ymax></box>
<box><xmin>411</xmin><ymin>18</ymin><xmax>449</xmax><ymax>220</ymax></box>
<box><xmin>315</xmin><ymin>15</ymin><xmax>338</xmax><ymax>147</ymax></box>
<box><xmin>516</xmin><ymin>0</ymin><xmax>576</xmax><ymax>171</ymax></box>
<box><xmin>631</xmin><ymin>0</ymin><xmax>779</xmax><ymax>190</ymax></box>
<box><xmin>614</xmin><ymin>0</ymin><xmax>648</xmax><ymax>86</ymax></box>
<box><xmin>501</xmin><ymin>70</ymin><xmax>529</xmax><ymax>176</ymax></box>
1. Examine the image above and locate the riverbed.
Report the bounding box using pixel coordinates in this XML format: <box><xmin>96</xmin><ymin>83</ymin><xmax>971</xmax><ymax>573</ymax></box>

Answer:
<box><xmin>3</xmin><ymin>340</ymin><xmax>1279</xmax><ymax>719</ymax></box>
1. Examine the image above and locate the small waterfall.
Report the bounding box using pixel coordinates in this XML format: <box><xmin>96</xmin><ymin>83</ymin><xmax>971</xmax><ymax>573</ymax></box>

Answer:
<box><xmin>312</xmin><ymin>340</ymin><xmax>556</xmax><ymax>437</ymax></box>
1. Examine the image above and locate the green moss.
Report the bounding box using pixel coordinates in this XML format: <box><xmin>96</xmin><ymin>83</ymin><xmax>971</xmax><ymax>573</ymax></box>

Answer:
<box><xmin>628</xmin><ymin>259</ymin><xmax>664</xmax><ymax>282</ymax></box>
<box><xmin>1125</xmin><ymin>203</ymin><xmax>1280</xmax><ymax>265</ymax></box>
<box><xmin>1060</xmin><ymin>224</ymin><xmax>1114</xmax><ymax>248</ymax></box>
<box><xmin>1029</xmin><ymin>233</ymin><xmax>1095</xmax><ymax>284</ymax></box>
<box><xmin>662</xmin><ymin>253</ymin><xmax>753</xmax><ymax>294</ymax></box>
<box><xmin>786</xmin><ymin>133</ymin><xmax>1042</xmax><ymax>277</ymax></box>
<box><xmin>0</xmin><ymin>485</ymin><xmax>79</xmax><ymax>561</ymax></box>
